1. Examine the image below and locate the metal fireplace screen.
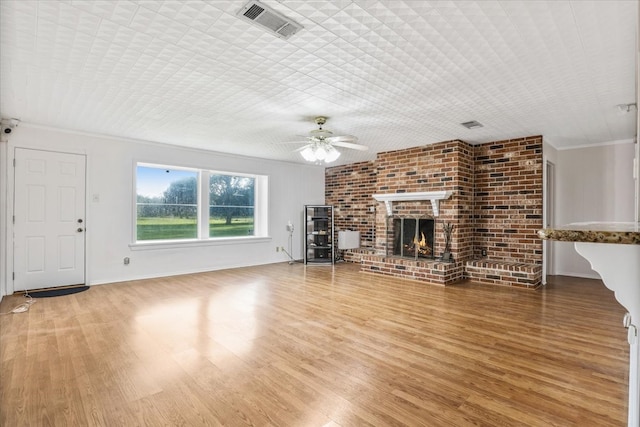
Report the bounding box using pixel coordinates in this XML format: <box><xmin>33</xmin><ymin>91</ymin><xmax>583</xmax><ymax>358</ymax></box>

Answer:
<box><xmin>390</xmin><ymin>217</ymin><xmax>435</xmax><ymax>259</ymax></box>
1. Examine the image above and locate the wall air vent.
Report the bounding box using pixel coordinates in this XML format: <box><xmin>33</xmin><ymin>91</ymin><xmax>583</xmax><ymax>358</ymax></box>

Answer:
<box><xmin>237</xmin><ymin>1</ymin><xmax>303</xmax><ymax>40</ymax></box>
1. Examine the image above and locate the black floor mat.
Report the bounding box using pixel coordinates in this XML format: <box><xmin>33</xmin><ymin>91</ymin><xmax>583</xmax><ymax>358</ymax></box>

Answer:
<box><xmin>28</xmin><ymin>286</ymin><xmax>89</xmax><ymax>298</ymax></box>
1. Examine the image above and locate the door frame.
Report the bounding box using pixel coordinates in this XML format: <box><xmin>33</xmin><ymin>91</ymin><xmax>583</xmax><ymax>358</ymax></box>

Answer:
<box><xmin>542</xmin><ymin>159</ymin><xmax>556</xmax><ymax>284</ymax></box>
<box><xmin>6</xmin><ymin>145</ymin><xmax>89</xmax><ymax>295</ymax></box>
<box><xmin>635</xmin><ymin>138</ymin><xmax>639</xmax><ymax>222</ymax></box>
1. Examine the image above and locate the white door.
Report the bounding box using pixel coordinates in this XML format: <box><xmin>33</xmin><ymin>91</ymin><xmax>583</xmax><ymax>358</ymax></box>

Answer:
<box><xmin>13</xmin><ymin>148</ymin><xmax>86</xmax><ymax>291</ymax></box>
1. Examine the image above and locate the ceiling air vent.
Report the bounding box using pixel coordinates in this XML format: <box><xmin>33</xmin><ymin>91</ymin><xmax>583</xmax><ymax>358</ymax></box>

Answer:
<box><xmin>460</xmin><ymin>120</ymin><xmax>484</xmax><ymax>129</ymax></box>
<box><xmin>237</xmin><ymin>1</ymin><xmax>303</xmax><ymax>40</ymax></box>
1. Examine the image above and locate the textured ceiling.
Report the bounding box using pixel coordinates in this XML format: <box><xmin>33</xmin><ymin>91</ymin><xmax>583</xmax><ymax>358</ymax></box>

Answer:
<box><xmin>1</xmin><ymin>0</ymin><xmax>637</xmax><ymax>166</ymax></box>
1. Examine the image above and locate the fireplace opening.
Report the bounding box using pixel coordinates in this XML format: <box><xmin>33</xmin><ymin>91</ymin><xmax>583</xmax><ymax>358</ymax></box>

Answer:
<box><xmin>390</xmin><ymin>217</ymin><xmax>435</xmax><ymax>259</ymax></box>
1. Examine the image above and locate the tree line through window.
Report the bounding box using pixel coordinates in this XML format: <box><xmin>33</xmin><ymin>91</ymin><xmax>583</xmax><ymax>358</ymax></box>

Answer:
<box><xmin>136</xmin><ymin>164</ymin><xmax>256</xmax><ymax>241</ymax></box>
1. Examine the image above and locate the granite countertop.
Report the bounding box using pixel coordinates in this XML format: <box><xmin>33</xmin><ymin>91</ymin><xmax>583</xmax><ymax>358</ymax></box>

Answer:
<box><xmin>538</xmin><ymin>222</ymin><xmax>640</xmax><ymax>245</ymax></box>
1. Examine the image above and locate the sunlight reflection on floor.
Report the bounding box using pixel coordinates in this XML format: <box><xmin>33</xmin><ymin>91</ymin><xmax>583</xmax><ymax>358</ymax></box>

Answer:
<box><xmin>134</xmin><ymin>281</ymin><xmax>263</xmax><ymax>360</ymax></box>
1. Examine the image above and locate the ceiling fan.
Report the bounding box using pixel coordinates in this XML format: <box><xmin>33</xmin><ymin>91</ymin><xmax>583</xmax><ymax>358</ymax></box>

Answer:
<box><xmin>288</xmin><ymin>116</ymin><xmax>368</xmax><ymax>163</ymax></box>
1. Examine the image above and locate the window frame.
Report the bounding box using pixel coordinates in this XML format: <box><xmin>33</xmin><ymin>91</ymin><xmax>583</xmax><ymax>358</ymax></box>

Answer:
<box><xmin>131</xmin><ymin>162</ymin><xmax>269</xmax><ymax>250</ymax></box>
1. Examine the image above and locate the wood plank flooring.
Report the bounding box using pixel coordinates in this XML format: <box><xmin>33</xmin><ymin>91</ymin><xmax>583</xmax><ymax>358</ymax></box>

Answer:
<box><xmin>0</xmin><ymin>262</ymin><xmax>629</xmax><ymax>426</ymax></box>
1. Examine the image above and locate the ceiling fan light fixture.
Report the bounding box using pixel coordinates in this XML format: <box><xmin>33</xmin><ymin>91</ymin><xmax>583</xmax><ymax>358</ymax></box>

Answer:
<box><xmin>324</xmin><ymin>145</ymin><xmax>341</xmax><ymax>163</ymax></box>
<box><xmin>314</xmin><ymin>145</ymin><xmax>327</xmax><ymax>160</ymax></box>
<box><xmin>293</xmin><ymin>116</ymin><xmax>363</xmax><ymax>164</ymax></box>
<box><xmin>300</xmin><ymin>146</ymin><xmax>316</xmax><ymax>162</ymax></box>
<box><xmin>299</xmin><ymin>142</ymin><xmax>341</xmax><ymax>163</ymax></box>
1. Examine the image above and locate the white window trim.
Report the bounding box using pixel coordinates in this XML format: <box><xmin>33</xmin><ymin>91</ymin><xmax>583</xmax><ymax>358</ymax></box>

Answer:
<box><xmin>129</xmin><ymin>236</ymin><xmax>272</xmax><ymax>251</ymax></box>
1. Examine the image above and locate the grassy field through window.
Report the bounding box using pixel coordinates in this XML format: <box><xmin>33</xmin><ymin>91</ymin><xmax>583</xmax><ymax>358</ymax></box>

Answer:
<box><xmin>137</xmin><ymin>217</ymin><xmax>254</xmax><ymax>240</ymax></box>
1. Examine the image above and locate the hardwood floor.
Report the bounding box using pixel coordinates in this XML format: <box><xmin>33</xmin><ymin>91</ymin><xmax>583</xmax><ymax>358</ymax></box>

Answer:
<box><xmin>0</xmin><ymin>263</ymin><xmax>629</xmax><ymax>426</ymax></box>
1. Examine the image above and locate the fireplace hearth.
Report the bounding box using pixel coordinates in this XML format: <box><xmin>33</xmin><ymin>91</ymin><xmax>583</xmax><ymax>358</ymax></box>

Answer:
<box><xmin>390</xmin><ymin>217</ymin><xmax>435</xmax><ymax>260</ymax></box>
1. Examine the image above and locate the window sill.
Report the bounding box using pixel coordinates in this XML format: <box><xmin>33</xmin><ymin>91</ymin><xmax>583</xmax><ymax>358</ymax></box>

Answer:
<box><xmin>129</xmin><ymin>236</ymin><xmax>272</xmax><ymax>251</ymax></box>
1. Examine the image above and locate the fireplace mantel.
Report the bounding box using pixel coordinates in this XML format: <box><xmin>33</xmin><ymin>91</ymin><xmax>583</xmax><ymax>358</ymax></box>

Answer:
<box><xmin>373</xmin><ymin>191</ymin><xmax>454</xmax><ymax>216</ymax></box>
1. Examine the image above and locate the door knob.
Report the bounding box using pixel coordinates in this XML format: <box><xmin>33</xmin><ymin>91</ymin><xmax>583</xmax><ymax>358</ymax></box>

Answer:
<box><xmin>77</xmin><ymin>219</ymin><xmax>83</xmax><ymax>223</ymax></box>
<box><xmin>77</xmin><ymin>228</ymin><xmax>84</xmax><ymax>232</ymax></box>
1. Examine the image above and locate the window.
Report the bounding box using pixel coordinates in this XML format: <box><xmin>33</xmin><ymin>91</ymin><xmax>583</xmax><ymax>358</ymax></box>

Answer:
<box><xmin>136</xmin><ymin>166</ymin><xmax>198</xmax><ymax>241</ymax></box>
<box><xmin>135</xmin><ymin>163</ymin><xmax>265</xmax><ymax>243</ymax></box>
<box><xmin>209</xmin><ymin>174</ymin><xmax>255</xmax><ymax>237</ymax></box>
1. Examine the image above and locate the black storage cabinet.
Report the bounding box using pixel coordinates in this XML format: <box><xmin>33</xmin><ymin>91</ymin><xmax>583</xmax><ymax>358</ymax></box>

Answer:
<box><xmin>304</xmin><ymin>205</ymin><xmax>334</xmax><ymax>264</ymax></box>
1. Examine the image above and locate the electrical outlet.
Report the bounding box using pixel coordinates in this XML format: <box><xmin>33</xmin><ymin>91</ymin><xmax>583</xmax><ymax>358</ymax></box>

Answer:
<box><xmin>481</xmin><ymin>249</ymin><xmax>487</xmax><ymax>257</ymax></box>
<box><xmin>124</xmin><ymin>257</ymin><xmax>130</xmax><ymax>265</ymax></box>
<box><xmin>276</xmin><ymin>246</ymin><xmax>280</xmax><ymax>252</ymax></box>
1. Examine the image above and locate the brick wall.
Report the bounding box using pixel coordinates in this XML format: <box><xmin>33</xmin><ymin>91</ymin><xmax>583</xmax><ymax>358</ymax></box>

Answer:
<box><xmin>325</xmin><ymin>161</ymin><xmax>377</xmax><ymax>248</ymax></box>
<box><xmin>473</xmin><ymin>136</ymin><xmax>543</xmax><ymax>264</ymax></box>
<box><xmin>325</xmin><ymin>135</ymin><xmax>543</xmax><ymax>276</ymax></box>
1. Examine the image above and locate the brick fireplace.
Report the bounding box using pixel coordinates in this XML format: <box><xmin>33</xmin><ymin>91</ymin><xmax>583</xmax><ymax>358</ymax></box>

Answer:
<box><xmin>325</xmin><ymin>136</ymin><xmax>543</xmax><ymax>288</ymax></box>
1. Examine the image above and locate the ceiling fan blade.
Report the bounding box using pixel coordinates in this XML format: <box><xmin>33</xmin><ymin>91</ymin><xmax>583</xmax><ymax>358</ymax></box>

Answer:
<box><xmin>280</xmin><ymin>140</ymin><xmax>312</xmax><ymax>144</ymax></box>
<box><xmin>332</xmin><ymin>141</ymin><xmax>369</xmax><ymax>151</ymax></box>
<box><xmin>293</xmin><ymin>144</ymin><xmax>314</xmax><ymax>152</ymax></box>
<box><xmin>326</xmin><ymin>135</ymin><xmax>358</xmax><ymax>143</ymax></box>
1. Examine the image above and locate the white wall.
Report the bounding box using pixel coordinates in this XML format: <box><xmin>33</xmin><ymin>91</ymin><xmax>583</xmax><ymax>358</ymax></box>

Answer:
<box><xmin>554</xmin><ymin>141</ymin><xmax>636</xmax><ymax>278</ymax></box>
<box><xmin>0</xmin><ymin>124</ymin><xmax>325</xmax><ymax>297</ymax></box>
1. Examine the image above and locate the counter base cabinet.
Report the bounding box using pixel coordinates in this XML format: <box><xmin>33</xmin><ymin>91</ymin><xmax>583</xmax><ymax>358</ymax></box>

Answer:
<box><xmin>304</xmin><ymin>205</ymin><xmax>334</xmax><ymax>265</ymax></box>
